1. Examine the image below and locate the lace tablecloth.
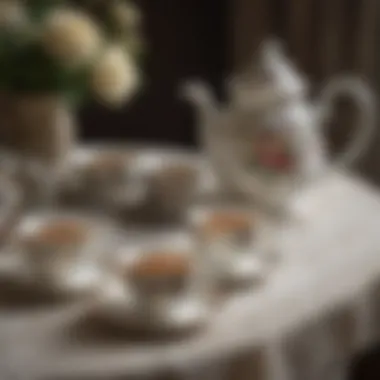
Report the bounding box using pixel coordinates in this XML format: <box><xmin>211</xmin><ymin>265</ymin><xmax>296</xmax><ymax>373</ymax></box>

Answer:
<box><xmin>2</xmin><ymin>172</ymin><xmax>380</xmax><ymax>380</ymax></box>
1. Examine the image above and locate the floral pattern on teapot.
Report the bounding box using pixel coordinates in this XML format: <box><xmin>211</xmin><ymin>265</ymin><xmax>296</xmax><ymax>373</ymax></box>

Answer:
<box><xmin>248</xmin><ymin>129</ymin><xmax>296</xmax><ymax>177</ymax></box>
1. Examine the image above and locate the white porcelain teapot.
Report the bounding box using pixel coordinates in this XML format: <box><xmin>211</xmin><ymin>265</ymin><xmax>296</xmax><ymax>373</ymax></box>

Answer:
<box><xmin>182</xmin><ymin>40</ymin><xmax>376</xmax><ymax>216</ymax></box>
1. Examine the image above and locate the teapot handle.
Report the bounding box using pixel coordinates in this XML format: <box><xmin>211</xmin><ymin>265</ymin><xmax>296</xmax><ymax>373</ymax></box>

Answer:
<box><xmin>317</xmin><ymin>76</ymin><xmax>376</xmax><ymax>168</ymax></box>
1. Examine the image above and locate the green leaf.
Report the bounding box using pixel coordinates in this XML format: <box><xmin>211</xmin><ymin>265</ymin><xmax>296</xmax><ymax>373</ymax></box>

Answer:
<box><xmin>0</xmin><ymin>29</ymin><xmax>30</xmax><ymax>90</ymax></box>
<box><xmin>24</xmin><ymin>0</ymin><xmax>64</xmax><ymax>22</ymax></box>
<box><xmin>6</xmin><ymin>43</ymin><xmax>75</xmax><ymax>95</ymax></box>
<box><xmin>64</xmin><ymin>65</ymin><xmax>91</xmax><ymax>107</ymax></box>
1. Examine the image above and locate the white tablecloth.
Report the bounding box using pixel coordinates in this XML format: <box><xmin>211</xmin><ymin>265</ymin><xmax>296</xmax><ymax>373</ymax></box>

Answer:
<box><xmin>2</xmin><ymin>172</ymin><xmax>380</xmax><ymax>380</ymax></box>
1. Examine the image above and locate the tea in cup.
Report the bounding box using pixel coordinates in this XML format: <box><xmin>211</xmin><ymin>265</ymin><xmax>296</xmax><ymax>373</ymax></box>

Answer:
<box><xmin>112</xmin><ymin>233</ymin><xmax>210</xmax><ymax>331</ymax></box>
<box><xmin>17</xmin><ymin>214</ymin><xmax>104</xmax><ymax>292</ymax></box>
<box><xmin>129</xmin><ymin>251</ymin><xmax>191</xmax><ymax>297</ymax></box>
<box><xmin>190</xmin><ymin>205</ymin><xmax>265</xmax><ymax>287</ymax></box>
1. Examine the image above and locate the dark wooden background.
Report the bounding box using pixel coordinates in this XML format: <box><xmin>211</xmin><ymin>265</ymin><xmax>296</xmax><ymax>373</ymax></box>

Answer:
<box><xmin>79</xmin><ymin>0</ymin><xmax>228</xmax><ymax>147</ymax></box>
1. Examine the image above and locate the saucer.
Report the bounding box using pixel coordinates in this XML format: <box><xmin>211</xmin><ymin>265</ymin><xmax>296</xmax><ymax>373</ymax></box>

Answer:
<box><xmin>92</xmin><ymin>276</ymin><xmax>211</xmax><ymax>334</ymax></box>
<box><xmin>3</xmin><ymin>211</ymin><xmax>116</xmax><ymax>299</ymax></box>
<box><xmin>0</xmin><ymin>249</ymin><xmax>104</xmax><ymax>300</ymax></box>
<box><xmin>216</xmin><ymin>248</ymin><xmax>267</xmax><ymax>286</ymax></box>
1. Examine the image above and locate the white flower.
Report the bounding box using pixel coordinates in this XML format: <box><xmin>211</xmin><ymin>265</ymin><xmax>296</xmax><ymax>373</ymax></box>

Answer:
<box><xmin>0</xmin><ymin>1</ymin><xmax>25</xmax><ymax>29</ymax></box>
<box><xmin>92</xmin><ymin>46</ymin><xmax>139</xmax><ymax>106</ymax></box>
<box><xmin>111</xmin><ymin>1</ymin><xmax>142</xmax><ymax>31</ymax></box>
<box><xmin>42</xmin><ymin>8</ymin><xmax>102</xmax><ymax>66</ymax></box>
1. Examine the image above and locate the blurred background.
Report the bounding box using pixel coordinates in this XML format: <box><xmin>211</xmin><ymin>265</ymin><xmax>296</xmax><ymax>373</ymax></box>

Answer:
<box><xmin>80</xmin><ymin>0</ymin><xmax>380</xmax><ymax>188</ymax></box>
<box><xmin>79</xmin><ymin>0</ymin><xmax>227</xmax><ymax>146</ymax></box>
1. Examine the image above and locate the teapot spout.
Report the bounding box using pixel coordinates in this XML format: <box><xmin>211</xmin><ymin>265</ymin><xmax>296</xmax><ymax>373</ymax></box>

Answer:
<box><xmin>180</xmin><ymin>81</ymin><xmax>219</xmax><ymax>127</ymax></box>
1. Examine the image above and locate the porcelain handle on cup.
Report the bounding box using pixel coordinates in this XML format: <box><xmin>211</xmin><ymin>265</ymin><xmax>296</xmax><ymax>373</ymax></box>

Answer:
<box><xmin>318</xmin><ymin>76</ymin><xmax>376</xmax><ymax>168</ymax></box>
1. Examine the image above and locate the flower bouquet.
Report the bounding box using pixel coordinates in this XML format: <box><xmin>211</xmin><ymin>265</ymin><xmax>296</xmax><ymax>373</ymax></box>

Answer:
<box><xmin>0</xmin><ymin>0</ymin><xmax>143</xmax><ymax>163</ymax></box>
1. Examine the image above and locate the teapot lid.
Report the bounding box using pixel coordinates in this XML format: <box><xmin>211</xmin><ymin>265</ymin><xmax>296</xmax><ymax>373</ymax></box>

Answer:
<box><xmin>229</xmin><ymin>40</ymin><xmax>308</xmax><ymax>109</ymax></box>
<box><xmin>262</xmin><ymin>40</ymin><xmax>307</xmax><ymax>98</ymax></box>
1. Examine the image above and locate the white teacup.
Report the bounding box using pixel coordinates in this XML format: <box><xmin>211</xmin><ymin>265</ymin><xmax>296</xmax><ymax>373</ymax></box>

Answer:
<box><xmin>189</xmin><ymin>204</ymin><xmax>266</xmax><ymax>286</ymax></box>
<box><xmin>131</xmin><ymin>152</ymin><xmax>201</xmax><ymax>223</ymax></box>
<box><xmin>15</xmin><ymin>213</ymin><xmax>108</xmax><ymax>293</ymax></box>
<box><xmin>61</xmin><ymin>147</ymin><xmax>146</xmax><ymax>210</ymax></box>
<box><xmin>81</xmin><ymin>151</ymin><xmax>131</xmax><ymax>187</ymax></box>
<box><xmin>100</xmin><ymin>232</ymin><xmax>210</xmax><ymax>332</ymax></box>
<box><xmin>0</xmin><ymin>150</ymin><xmax>57</xmax><ymax>208</ymax></box>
